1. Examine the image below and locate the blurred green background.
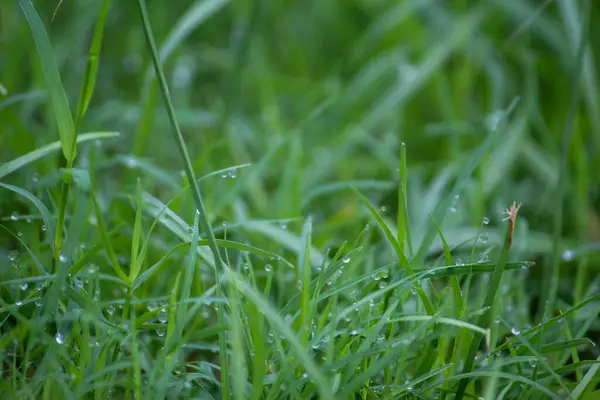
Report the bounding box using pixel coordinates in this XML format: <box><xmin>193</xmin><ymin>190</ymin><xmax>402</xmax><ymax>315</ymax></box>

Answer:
<box><xmin>1</xmin><ymin>0</ymin><xmax>599</xmax><ymax>327</ymax></box>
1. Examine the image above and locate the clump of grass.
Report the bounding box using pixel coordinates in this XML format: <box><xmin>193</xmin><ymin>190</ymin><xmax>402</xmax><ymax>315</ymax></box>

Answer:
<box><xmin>1</xmin><ymin>0</ymin><xmax>600</xmax><ymax>399</ymax></box>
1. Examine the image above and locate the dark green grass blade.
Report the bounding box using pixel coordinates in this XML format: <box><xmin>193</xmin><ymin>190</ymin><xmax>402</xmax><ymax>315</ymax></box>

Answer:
<box><xmin>18</xmin><ymin>0</ymin><xmax>76</xmax><ymax>163</ymax></box>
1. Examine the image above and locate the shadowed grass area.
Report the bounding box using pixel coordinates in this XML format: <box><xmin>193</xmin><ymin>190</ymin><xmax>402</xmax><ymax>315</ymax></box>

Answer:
<box><xmin>1</xmin><ymin>0</ymin><xmax>600</xmax><ymax>398</ymax></box>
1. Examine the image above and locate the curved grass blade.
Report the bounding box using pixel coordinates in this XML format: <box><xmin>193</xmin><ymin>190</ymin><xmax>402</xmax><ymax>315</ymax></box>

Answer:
<box><xmin>18</xmin><ymin>0</ymin><xmax>76</xmax><ymax>163</ymax></box>
<box><xmin>0</xmin><ymin>90</ymin><xmax>46</xmax><ymax>111</ymax></box>
<box><xmin>0</xmin><ymin>183</ymin><xmax>56</xmax><ymax>254</ymax></box>
<box><xmin>420</xmin><ymin>371</ymin><xmax>562</xmax><ymax>400</ymax></box>
<box><xmin>0</xmin><ymin>132</ymin><xmax>120</xmax><ymax>180</ymax></box>
<box><xmin>353</xmin><ymin>187</ymin><xmax>434</xmax><ymax>315</ymax></box>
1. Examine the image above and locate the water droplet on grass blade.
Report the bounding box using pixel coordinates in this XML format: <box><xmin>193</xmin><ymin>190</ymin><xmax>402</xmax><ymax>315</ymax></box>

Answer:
<box><xmin>342</xmin><ymin>256</ymin><xmax>351</xmax><ymax>264</ymax></box>
<box><xmin>19</xmin><ymin>282</ymin><xmax>28</xmax><ymax>291</ymax></box>
<box><xmin>55</xmin><ymin>333</ymin><xmax>65</xmax><ymax>344</ymax></box>
<box><xmin>158</xmin><ymin>309</ymin><xmax>168</xmax><ymax>323</ymax></box>
<box><xmin>562</xmin><ymin>250</ymin><xmax>574</xmax><ymax>261</ymax></box>
<box><xmin>482</xmin><ymin>216</ymin><xmax>490</xmax><ymax>225</ymax></box>
<box><xmin>511</xmin><ymin>327</ymin><xmax>521</xmax><ymax>336</ymax></box>
<box><xmin>156</xmin><ymin>328</ymin><xmax>166</xmax><ymax>337</ymax></box>
<box><xmin>228</xmin><ymin>169</ymin><xmax>237</xmax><ymax>179</ymax></box>
<box><xmin>107</xmin><ymin>306</ymin><xmax>115</xmax><ymax>315</ymax></box>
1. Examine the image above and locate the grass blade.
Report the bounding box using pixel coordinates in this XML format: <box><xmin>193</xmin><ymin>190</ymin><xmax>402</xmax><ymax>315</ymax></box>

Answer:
<box><xmin>18</xmin><ymin>0</ymin><xmax>76</xmax><ymax>163</ymax></box>
<box><xmin>0</xmin><ymin>132</ymin><xmax>119</xmax><ymax>180</ymax></box>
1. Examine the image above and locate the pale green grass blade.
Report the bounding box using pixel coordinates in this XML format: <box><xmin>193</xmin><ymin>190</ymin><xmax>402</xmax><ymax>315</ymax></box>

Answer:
<box><xmin>18</xmin><ymin>0</ymin><xmax>76</xmax><ymax>163</ymax></box>
<box><xmin>571</xmin><ymin>356</ymin><xmax>600</xmax><ymax>399</ymax></box>
<box><xmin>0</xmin><ymin>132</ymin><xmax>119</xmax><ymax>180</ymax></box>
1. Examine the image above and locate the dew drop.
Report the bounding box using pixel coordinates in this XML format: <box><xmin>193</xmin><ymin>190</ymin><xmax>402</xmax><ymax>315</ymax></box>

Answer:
<box><xmin>228</xmin><ymin>169</ymin><xmax>237</xmax><ymax>179</ymax></box>
<box><xmin>106</xmin><ymin>305</ymin><xmax>115</xmax><ymax>315</ymax></box>
<box><xmin>220</xmin><ymin>172</ymin><xmax>228</xmax><ymax>179</ymax></box>
<box><xmin>156</xmin><ymin>328</ymin><xmax>166</xmax><ymax>337</ymax></box>
<box><xmin>478</xmin><ymin>253</ymin><xmax>489</xmax><ymax>263</ymax></box>
<box><xmin>87</xmin><ymin>264</ymin><xmax>98</xmax><ymax>274</ymax></box>
<box><xmin>511</xmin><ymin>327</ymin><xmax>521</xmax><ymax>336</ymax></box>
<box><xmin>562</xmin><ymin>250</ymin><xmax>574</xmax><ymax>261</ymax></box>
<box><xmin>58</xmin><ymin>253</ymin><xmax>68</xmax><ymax>263</ymax></box>
<box><xmin>378</xmin><ymin>281</ymin><xmax>387</xmax><ymax>289</ymax></box>
<box><xmin>222</xmin><ymin>221</ymin><xmax>228</xmax><ymax>227</ymax></box>
<box><xmin>409</xmin><ymin>286</ymin><xmax>417</xmax><ymax>295</ymax></box>
<box><xmin>342</xmin><ymin>256</ymin><xmax>351</xmax><ymax>264</ymax></box>
<box><xmin>158</xmin><ymin>309</ymin><xmax>168</xmax><ymax>323</ymax></box>
<box><xmin>521</xmin><ymin>262</ymin><xmax>529</xmax><ymax>270</ymax></box>
<box><xmin>8</xmin><ymin>250</ymin><xmax>19</xmax><ymax>261</ymax></box>
<box><xmin>41</xmin><ymin>225</ymin><xmax>47</xmax><ymax>232</ymax></box>
<box><xmin>264</xmin><ymin>264</ymin><xmax>272</xmax><ymax>272</ymax></box>
<box><xmin>482</xmin><ymin>216</ymin><xmax>490</xmax><ymax>225</ymax></box>
<box><xmin>10</xmin><ymin>211</ymin><xmax>19</xmax><ymax>221</ymax></box>
<box><xmin>19</xmin><ymin>282</ymin><xmax>28</xmax><ymax>291</ymax></box>
<box><xmin>15</xmin><ymin>300</ymin><xmax>22</xmax><ymax>307</ymax></box>
<box><xmin>55</xmin><ymin>333</ymin><xmax>66</xmax><ymax>344</ymax></box>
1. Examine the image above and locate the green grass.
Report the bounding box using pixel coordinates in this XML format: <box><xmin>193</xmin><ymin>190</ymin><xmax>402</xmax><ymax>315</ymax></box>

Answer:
<box><xmin>1</xmin><ymin>0</ymin><xmax>600</xmax><ymax>399</ymax></box>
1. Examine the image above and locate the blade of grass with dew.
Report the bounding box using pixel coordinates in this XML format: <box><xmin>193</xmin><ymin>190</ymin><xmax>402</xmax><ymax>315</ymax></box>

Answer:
<box><xmin>0</xmin><ymin>224</ymin><xmax>47</xmax><ymax>275</ymax></box>
<box><xmin>454</xmin><ymin>202</ymin><xmax>521</xmax><ymax>400</ymax></box>
<box><xmin>413</xmin><ymin>97</ymin><xmax>520</xmax><ymax>266</ymax></box>
<box><xmin>18</xmin><ymin>0</ymin><xmax>76</xmax><ymax>163</ymax></box>
<box><xmin>0</xmin><ymin>132</ymin><xmax>119</xmax><ymax>180</ymax></box>
<box><xmin>243</xmin><ymin>221</ymin><xmax>325</xmax><ymax>267</ymax></box>
<box><xmin>544</xmin><ymin>0</ymin><xmax>589</xmax><ymax>319</ymax></box>
<box><xmin>227</xmin><ymin>269</ymin><xmax>333</xmax><ymax>398</ymax></box>
<box><xmin>135</xmin><ymin>1</ymin><xmax>230</xmax><ymax>397</ymax></box>
<box><xmin>343</xmin><ymin>299</ymin><xmax>400</xmax><ymax>382</ymax></box>
<box><xmin>0</xmin><ymin>183</ymin><xmax>56</xmax><ymax>255</ymax></box>
<box><xmin>175</xmin><ymin>210</ymin><xmax>199</xmax><ymax>341</ymax></box>
<box><xmin>429</xmin><ymin>214</ymin><xmax>462</xmax><ymax>315</ymax></box>
<box><xmin>497</xmin><ymin>316</ymin><xmax>570</xmax><ymax>395</ymax></box>
<box><xmin>353</xmin><ymin>187</ymin><xmax>435</xmax><ymax>315</ymax></box>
